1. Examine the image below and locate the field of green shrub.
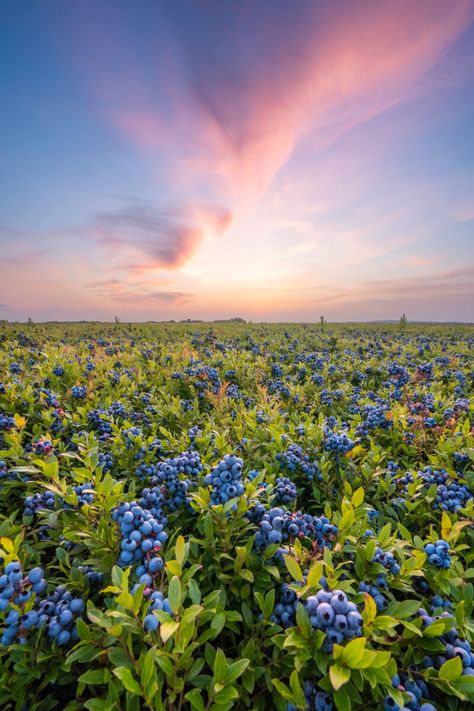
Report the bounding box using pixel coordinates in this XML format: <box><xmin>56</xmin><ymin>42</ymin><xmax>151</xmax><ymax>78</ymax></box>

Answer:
<box><xmin>0</xmin><ymin>321</ymin><xmax>472</xmax><ymax>711</ymax></box>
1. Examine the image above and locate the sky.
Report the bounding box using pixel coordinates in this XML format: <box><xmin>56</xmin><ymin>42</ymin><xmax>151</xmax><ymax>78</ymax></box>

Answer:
<box><xmin>1</xmin><ymin>0</ymin><xmax>474</xmax><ymax>322</ymax></box>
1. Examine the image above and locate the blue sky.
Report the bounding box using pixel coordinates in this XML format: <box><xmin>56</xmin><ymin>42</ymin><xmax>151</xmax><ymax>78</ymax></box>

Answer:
<box><xmin>1</xmin><ymin>0</ymin><xmax>473</xmax><ymax>321</ymax></box>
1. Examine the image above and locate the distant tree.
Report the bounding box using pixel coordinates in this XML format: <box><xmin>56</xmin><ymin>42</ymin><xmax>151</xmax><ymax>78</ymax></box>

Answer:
<box><xmin>399</xmin><ymin>313</ymin><xmax>407</xmax><ymax>328</ymax></box>
<box><xmin>27</xmin><ymin>316</ymin><xmax>34</xmax><ymax>325</ymax></box>
<box><xmin>320</xmin><ymin>315</ymin><xmax>326</xmax><ymax>326</ymax></box>
<box><xmin>114</xmin><ymin>316</ymin><xmax>121</xmax><ymax>324</ymax></box>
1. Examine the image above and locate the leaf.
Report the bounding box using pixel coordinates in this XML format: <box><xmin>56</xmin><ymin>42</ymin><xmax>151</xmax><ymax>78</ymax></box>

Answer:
<box><xmin>334</xmin><ymin>686</ymin><xmax>351</xmax><ymax>711</ymax></box>
<box><xmin>214</xmin><ymin>686</ymin><xmax>239</xmax><ymax>704</ymax></box>
<box><xmin>441</xmin><ymin>511</ymin><xmax>451</xmax><ymax>538</ymax></box>
<box><xmin>111</xmin><ymin>566</ymin><xmax>124</xmax><ymax>589</ymax></box>
<box><xmin>351</xmin><ymin>487</ymin><xmax>365</xmax><ymax>507</ymax></box>
<box><xmin>341</xmin><ymin>637</ymin><xmax>366</xmax><ymax>668</ymax></box>
<box><xmin>185</xmin><ymin>689</ymin><xmax>205</xmax><ymax>711</ymax></box>
<box><xmin>306</xmin><ymin>562</ymin><xmax>324</xmax><ymax>589</ymax></box>
<box><xmin>329</xmin><ymin>664</ymin><xmax>351</xmax><ymax>690</ymax></box>
<box><xmin>295</xmin><ymin>603</ymin><xmax>312</xmax><ymax>639</ymax></box>
<box><xmin>363</xmin><ymin>593</ymin><xmax>377</xmax><ymax>623</ymax></box>
<box><xmin>84</xmin><ymin>701</ymin><xmax>114</xmax><ymax>711</ymax></box>
<box><xmin>289</xmin><ymin>669</ymin><xmax>307</xmax><ymax>708</ymax></box>
<box><xmin>188</xmin><ymin>578</ymin><xmax>202</xmax><ymax>604</ymax></box>
<box><xmin>282</xmin><ymin>554</ymin><xmax>303</xmax><ymax>582</ymax></box>
<box><xmin>175</xmin><ymin>535</ymin><xmax>187</xmax><ymax>566</ymax></box>
<box><xmin>213</xmin><ymin>648</ymin><xmax>227</xmax><ymax>684</ymax></box>
<box><xmin>160</xmin><ymin>621</ymin><xmax>179</xmax><ymax>644</ymax></box>
<box><xmin>386</xmin><ymin>599</ymin><xmax>420</xmax><ymax>619</ymax></box>
<box><xmin>439</xmin><ymin>656</ymin><xmax>463</xmax><ymax>681</ymax></box>
<box><xmin>113</xmin><ymin>667</ymin><xmax>142</xmax><ymax>696</ymax></box>
<box><xmin>339</xmin><ymin>509</ymin><xmax>355</xmax><ymax>532</ymax></box>
<box><xmin>168</xmin><ymin>575</ymin><xmax>182</xmax><ymax>613</ymax></box>
<box><xmin>166</xmin><ymin>559</ymin><xmax>182</xmax><ymax>576</ymax></box>
<box><xmin>225</xmin><ymin>659</ymin><xmax>250</xmax><ymax>685</ymax></box>
<box><xmin>141</xmin><ymin>646</ymin><xmax>157</xmax><ymax>690</ymax></box>
<box><xmin>78</xmin><ymin>669</ymin><xmax>109</xmax><ymax>685</ymax></box>
<box><xmin>272</xmin><ymin>679</ymin><xmax>293</xmax><ymax>703</ymax></box>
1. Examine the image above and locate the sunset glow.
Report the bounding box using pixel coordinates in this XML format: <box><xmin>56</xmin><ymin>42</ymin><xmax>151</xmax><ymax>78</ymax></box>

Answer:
<box><xmin>1</xmin><ymin>1</ymin><xmax>474</xmax><ymax>321</ymax></box>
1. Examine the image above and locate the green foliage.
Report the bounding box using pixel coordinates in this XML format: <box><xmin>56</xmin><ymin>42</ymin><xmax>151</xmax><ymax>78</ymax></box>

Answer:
<box><xmin>0</xmin><ymin>321</ymin><xmax>472</xmax><ymax>710</ymax></box>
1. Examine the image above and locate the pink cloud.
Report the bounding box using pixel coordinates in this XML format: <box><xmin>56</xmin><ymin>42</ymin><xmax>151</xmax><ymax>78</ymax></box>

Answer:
<box><xmin>106</xmin><ymin>1</ymin><xmax>473</xmax><ymax>207</ymax></box>
<box><xmin>88</xmin><ymin>202</ymin><xmax>232</xmax><ymax>269</ymax></box>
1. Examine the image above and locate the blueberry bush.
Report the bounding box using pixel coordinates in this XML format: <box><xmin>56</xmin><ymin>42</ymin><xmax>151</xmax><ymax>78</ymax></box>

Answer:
<box><xmin>0</xmin><ymin>321</ymin><xmax>473</xmax><ymax>711</ymax></box>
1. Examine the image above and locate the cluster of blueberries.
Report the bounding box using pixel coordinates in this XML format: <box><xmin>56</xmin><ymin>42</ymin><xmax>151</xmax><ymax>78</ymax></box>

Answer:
<box><xmin>372</xmin><ymin>545</ymin><xmax>401</xmax><ymax>575</ymax></box>
<box><xmin>98</xmin><ymin>452</ymin><xmax>114</xmax><ymax>473</ymax></box>
<box><xmin>122</xmin><ymin>426</ymin><xmax>142</xmax><ymax>449</ymax></box>
<box><xmin>24</xmin><ymin>482</ymin><xmax>95</xmax><ymax>517</ymax></box>
<box><xmin>322</xmin><ymin>430</ymin><xmax>355</xmax><ymax>455</ymax></box>
<box><xmin>355</xmin><ymin>404</ymin><xmax>392</xmax><ymax>438</ymax></box>
<box><xmin>87</xmin><ymin>408</ymin><xmax>113</xmax><ymax>439</ymax></box>
<box><xmin>0</xmin><ymin>460</ymin><xmax>16</xmax><ymax>480</ymax></box>
<box><xmin>394</xmin><ymin>467</ymin><xmax>473</xmax><ymax>514</ymax></box>
<box><xmin>0</xmin><ymin>413</ymin><xmax>16</xmax><ymax>431</ymax></box>
<box><xmin>271</xmin><ymin>582</ymin><xmax>299</xmax><ymax>628</ymax></box>
<box><xmin>359</xmin><ymin>577</ymin><xmax>388</xmax><ymax>611</ymax></box>
<box><xmin>424</xmin><ymin>540</ymin><xmax>451</xmax><ymax>569</ymax></box>
<box><xmin>24</xmin><ymin>490</ymin><xmax>56</xmax><ymax>516</ymax></box>
<box><xmin>32</xmin><ymin>437</ymin><xmax>53</xmax><ymax>455</ymax></box>
<box><xmin>141</xmin><ymin>590</ymin><xmax>172</xmax><ymax>632</ymax></box>
<box><xmin>288</xmin><ymin>683</ymin><xmax>333</xmax><ymax>711</ymax></box>
<box><xmin>78</xmin><ymin>565</ymin><xmax>104</xmax><ymax>588</ymax></box>
<box><xmin>277</xmin><ymin>444</ymin><xmax>321</xmax><ymax>482</ymax></box>
<box><xmin>0</xmin><ymin>562</ymin><xmax>46</xmax><ymax>645</ymax></box>
<box><xmin>384</xmin><ymin>674</ymin><xmax>437</xmax><ymax>711</ymax></box>
<box><xmin>34</xmin><ymin>586</ymin><xmax>84</xmax><ymax>646</ymax></box>
<box><xmin>305</xmin><ymin>588</ymin><xmax>363</xmax><ymax>652</ymax></box>
<box><xmin>273</xmin><ymin>476</ymin><xmax>298</xmax><ymax>505</ymax></box>
<box><xmin>111</xmin><ymin>501</ymin><xmax>168</xmax><ymax>570</ymax></box>
<box><xmin>251</xmin><ymin>505</ymin><xmax>338</xmax><ymax>553</ymax></box>
<box><xmin>138</xmin><ymin>486</ymin><xmax>166</xmax><ymax>521</ymax></box>
<box><xmin>150</xmin><ymin>451</ymin><xmax>202</xmax><ymax>511</ymax></box>
<box><xmin>417</xmin><ymin>608</ymin><xmax>474</xmax><ymax>675</ymax></box>
<box><xmin>204</xmin><ymin>454</ymin><xmax>245</xmax><ymax>505</ymax></box>
<box><xmin>71</xmin><ymin>385</ymin><xmax>87</xmax><ymax>399</ymax></box>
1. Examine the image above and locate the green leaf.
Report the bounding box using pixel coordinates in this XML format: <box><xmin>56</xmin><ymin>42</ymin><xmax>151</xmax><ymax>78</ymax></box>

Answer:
<box><xmin>156</xmin><ymin>655</ymin><xmax>174</xmax><ymax>675</ymax></box>
<box><xmin>351</xmin><ymin>487</ymin><xmax>365</xmax><ymax>507</ymax></box>
<box><xmin>214</xmin><ymin>687</ymin><xmax>239</xmax><ymax>704</ymax></box>
<box><xmin>330</xmin><ymin>664</ymin><xmax>351</xmax><ymax>690</ymax></box>
<box><xmin>84</xmin><ymin>701</ymin><xmax>114</xmax><ymax>711</ymax></box>
<box><xmin>185</xmin><ymin>689</ymin><xmax>205</xmax><ymax>711</ymax></box>
<box><xmin>295</xmin><ymin>603</ymin><xmax>312</xmax><ymax>639</ymax></box>
<box><xmin>213</xmin><ymin>648</ymin><xmax>228</xmax><ymax>684</ymax></box>
<box><xmin>111</xmin><ymin>566</ymin><xmax>124</xmax><ymax>589</ymax></box>
<box><xmin>272</xmin><ymin>679</ymin><xmax>293</xmax><ymax>703</ymax></box>
<box><xmin>439</xmin><ymin>655</ymin><xmax>463</xmax><ymax>681</ymax></box>
<box><xmin>386</xmin><ymin>599</ymin><xmax>420</xmax><ymax>619</ymax></box>
<box><xmin>188</xmin><ymin>578</ymin><xmax>202</xmax><ymax>604</ymax></box>
<box><xmin>141</xmin><ymin>646</ymin><xmax>157</xmax><ymax>691</ymax></box>
<box><xmin>78</xmin><ymin>669</ymin><xmax>109</xmax><ymax>685</ymax></box>
<box><xmin>113</xmin><ymin>667</ymin><xmax>142</xmax><ymax>696</ymax></box>
<box><xmin>168</xmin><ymin>575</ymin><xmax>182</xmax><ymax>613</ymax></box>
<box><xmin>160</xmin><ymin>621</ymin><xmax>179</xmax><ymax>644</ymax></box>
<box><xmin>225</xmin><ymin>658</ymin><xmax>250</xmax><ymax>684</ymax></box>
<box><xmin>282</xmin><ymin>554</ymin><xmax>303</xmax><ymax>582</ymax></box>
<box><xmin>175</xmin><ymin>535</ymin><xmax>187</xmax><ymax>566</ymax></box>
<box><xmin>289</xmin><ymin>670</ymin><xmax>306</xmax><ymax>708</ymax></box>
<box><xmin>341</xmin><ymin>637</ymin><xmax>366</xmax><ymax>668</ymax></box>
<box><xmin>306</xmin><ymin>562</ymin><xmax>324</xmax><ymax>589</ymax></box>
<box><xmin>334</xmin><ymin>686</ymin><xmax>351</xmax><ymax>711</ymax></box>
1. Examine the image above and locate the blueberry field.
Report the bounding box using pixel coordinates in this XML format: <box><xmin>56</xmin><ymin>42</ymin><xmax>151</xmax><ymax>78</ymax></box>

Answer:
<box><xmin>0</xmin><ymin>321</ymin><xmax>473</xmax><ymax>711</ymax></box>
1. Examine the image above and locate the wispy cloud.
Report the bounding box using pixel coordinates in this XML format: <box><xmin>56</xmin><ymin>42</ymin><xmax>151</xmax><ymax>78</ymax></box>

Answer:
<box><xmin>89</xmin><ymin>202</ymin><xmax>232</xmax><ymax>269</ymax></box>
<box><xmin>88</xmin><ymin>278</ymin><xmax>192</xmax><ymax>305</ymax></box>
